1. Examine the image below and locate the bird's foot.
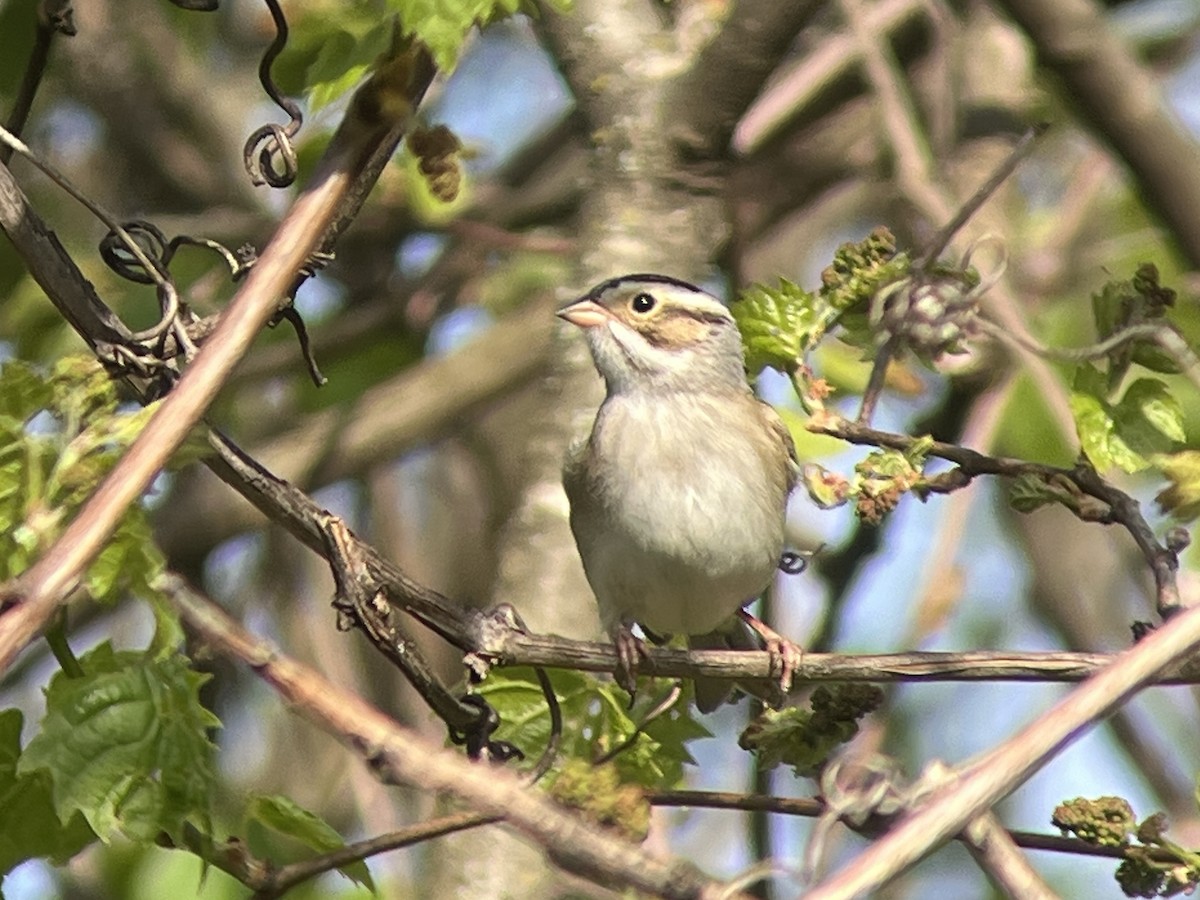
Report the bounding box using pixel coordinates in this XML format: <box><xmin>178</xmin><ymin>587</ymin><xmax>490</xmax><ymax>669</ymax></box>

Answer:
<box><xmin>738</xmin><ymin>609</ymin><xmax>802</xmax><ymax>696</ymax></box>
<box><xmin>612</xmin><ymin>620</ymin><xmax>650</xmax><ymax>702</ymax></box>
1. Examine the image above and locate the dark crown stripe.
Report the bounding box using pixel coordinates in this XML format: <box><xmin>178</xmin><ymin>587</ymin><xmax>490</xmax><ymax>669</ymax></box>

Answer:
<box><xmin>584</xmin><ymin>273</ymin><xmax>704</xmax><ymax>300</ymax></box>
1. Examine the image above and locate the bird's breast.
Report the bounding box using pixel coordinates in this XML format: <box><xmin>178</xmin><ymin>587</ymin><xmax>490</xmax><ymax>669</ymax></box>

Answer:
<box><xmin>567</xmin><ymin>393</ymin><xmax>789</xmax><ymax>634</ymax></box>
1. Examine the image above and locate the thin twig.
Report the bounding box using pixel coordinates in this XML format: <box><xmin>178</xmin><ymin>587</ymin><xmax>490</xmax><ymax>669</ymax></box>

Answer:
<box><xmin>0</xmin><ymin>45</ymin><xmax>437</xmax><ymax>674</ymax></box>
<box><xmin>809</xmin><ymin>414</ymin><xmax>1180</xmax><ymax>614</ymax></box>
<box><xmin>165</xmin><ymin>576</ymin><xmax>751</xmax><ymax>900</ymax></box>
<box><xmin>251</xmin><ymin>811</ymin><xmax>498</xmax><ymax>900</ymax></box>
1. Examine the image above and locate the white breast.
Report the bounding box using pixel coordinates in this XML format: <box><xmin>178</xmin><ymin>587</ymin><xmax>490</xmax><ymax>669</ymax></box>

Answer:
<box><xmin>566</xmin><ymin>392</ymin><xmax>788</xmax><ymax>635</ymax></box>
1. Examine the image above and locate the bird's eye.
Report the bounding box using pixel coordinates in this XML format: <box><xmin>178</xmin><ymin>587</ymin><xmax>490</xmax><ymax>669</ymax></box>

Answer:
<box><xmin>630</xmin><ymin>292</ymin><xmax>656</xmax><ymax>314</ymax></box>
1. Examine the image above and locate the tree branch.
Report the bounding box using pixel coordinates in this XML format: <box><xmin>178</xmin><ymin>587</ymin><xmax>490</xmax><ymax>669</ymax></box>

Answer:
<box><xmin>993</xmin><ymin>0</ymin><xmax>1200</xmax><ymax>267</ymax></box>
<box><xmin>164</xmin><ymin>575</ymin><xmax>751</xmax><ymax>900</ymax></box>
<box><xmin>0</xmin><ymin>45</ymin><xmax>437</xmax><ymax>673</ymax></box>
<box><xmin>666</xmin><ymin>0</ymin><xmax>822</xmax><ymax>158</ymax></box>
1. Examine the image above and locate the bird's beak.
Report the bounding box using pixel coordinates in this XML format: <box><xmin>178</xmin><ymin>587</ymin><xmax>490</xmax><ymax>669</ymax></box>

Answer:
<box><xmin>556</xmin><ymin>298</ymin><xmax>610</xmax><ymax>329</ymax></box>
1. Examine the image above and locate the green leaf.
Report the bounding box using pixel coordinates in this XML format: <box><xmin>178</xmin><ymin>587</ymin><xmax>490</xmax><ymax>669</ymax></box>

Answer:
<box><xmin>733</xmin><ymin>279</ymin><xmax>820</xmax><ymax>376</ymax></box>
<box><xmin>1072</xmin><ymin>374</ymin><xmax>1185</xmax><ymax>474</ymax></box>
<box><xmin>1155</xmin><ymin>451</ymin><xmax>1200</xmax><ymax>521</ymax></box>
<box><xmin>1114</xmin><ymin>378</ymin><xmax>1186</xmax><ymax>448</ymax></box>
<box><xmin>475</xmin><ymin>669</ymin><xmax>709</xmax><ymax>789</ymax></box>
<box><xmin>305</xmin><ymin>25</ymin><xmax>394</xmax><ymax>111</ymax></box>
<box><xmin>1070</xmin><ymin>390</ymin><xmax>1144</xmax><ymax>473</ymax></box>
<box><xmin>0</xmin><ymin>361</ymin><xmax>53</xmax><ymax>424</ymax></box>
<box><xmin>389</xmin><ymin>0</ymin><xmax>522</xmax><ymax>70</ymax></box>
<box><xmin>19</xmin><ymin>643</ymin><xmax>220</xmax><ymax>844</ymax></box>
<box><xmin>0</xmin><ymin>709</ymin><xmax>96</xmax><ymax>878</ymax></box>
<box><xmin>246</xmin><ymin>795</ymin><xmax>373</xmax><ymax>890</ymax></box>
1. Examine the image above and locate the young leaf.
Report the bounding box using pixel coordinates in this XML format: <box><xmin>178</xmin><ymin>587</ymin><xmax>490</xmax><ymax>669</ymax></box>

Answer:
<box><xmin>475</xmin><ymin>668</ymin><xmax>709</xmax><ymax>789</ymax></box>
<box><xmin>246</xmin><ymin>795</ymin><xmax>373</xmax><ymax>890</ymax></box>
<box><xmin>1070</xmin><ymin>391</ymin><xmax>1146</xmax><ymax>473</ymax></box>
<box><xmin>0</xmin><ymin>710</ymin><xmax>96</xmax><ymax>878</ymax></box>
<box><xmin>389</xmin><ymin>0</ymin><xmax>523</xmax><ymax>70</ymax></box>
<box><xmin>733</xmin><ymin>279</ymin><xmax>819</xmax><ymax>376</ymax></box>
<box><xmin>1113</xmin><ymin>378</ymin><xmax>1185</xmax><ymax>449</ymax></box>
<box><xmin>1071</xmin><ymin>373</ymin><xmax>1183</xmax><ymax>474</ymax></box>
<box><xmin>305</xmin><ymin>26</ymin><xmax>393</xmax><ymax>111</ymax></box>
<box><xmin>1155</xmin><ymin>451</ymin><xmax>1200</xmax><ymax>521</ymax></box>
<box><xmin>19</xmin><ymin>643</ymin><xmax>220</xmax><ymax>844</ymax></box>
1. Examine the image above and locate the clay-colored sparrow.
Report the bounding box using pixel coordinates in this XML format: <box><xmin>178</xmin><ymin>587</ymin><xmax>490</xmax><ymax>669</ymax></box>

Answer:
<box><xmin>559</xmin><ymin>274</ymin><xmax>799</xmax><ymax>711</ymax></box>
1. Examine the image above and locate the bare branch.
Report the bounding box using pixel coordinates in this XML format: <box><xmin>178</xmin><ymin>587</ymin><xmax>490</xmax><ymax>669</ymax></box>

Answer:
<box><xmin>993</xmin><ymin>0</ymin><xmax>1200</xmax><ymax>267</ymax></box>
<box><xmin>804</xmin><ymin>600</ymin><xmax>1200</xmax><ymax>898</ymax></box>
<box><xmin>666</xmin><ymin>0</ymin><xmax>822</xmax><ymax>158</ymax></box>
<box><xmin>164</xmin><ymin>575</ymin><xmax>752</xmax><ymax>900</ymax></box>
<box><xmin>810</xmin><ymin>414</ymin><xmax>1180</xmax><ymax>615</ymax></box>
<box><xmin>0</xmin><ymin>45</ymin><xmax>437</xmax><ymax>673</ymax></box>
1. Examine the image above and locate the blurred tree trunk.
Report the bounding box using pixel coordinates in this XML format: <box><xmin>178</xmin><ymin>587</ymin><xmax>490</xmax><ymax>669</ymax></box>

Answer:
<box><xmin>422</xmin><ymin>1</ymin><xmax>732</xmax><ymax>894</ymax></box>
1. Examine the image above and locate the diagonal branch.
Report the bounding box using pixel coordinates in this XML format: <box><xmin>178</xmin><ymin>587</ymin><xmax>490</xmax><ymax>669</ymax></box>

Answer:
<box><xmin>805</xmin><ymin>597</ymin><xmax>1200</xmax><ymax>898</ymax></box>
<box><xmin>164</xmin><ymin>575</ymin><xmax>752</xmax><ymax>900</ymax></box>
<box><xmin>666</xmin><ymin>0</ymin><xmax>822</xmax><ymax>158</ymax></box>
<box><xmin>0</xmin><ymin>45</ymin><xmax>437</xmax><ymax>673</ymax></box>
<box><xmin>993</xmin><ymin>0</ymin><xmax>1200</xmax><ymax>267</ymax></box>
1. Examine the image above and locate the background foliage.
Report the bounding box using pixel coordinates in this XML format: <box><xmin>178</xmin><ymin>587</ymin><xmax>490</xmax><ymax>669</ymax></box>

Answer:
<box><xmin>3</xmin><ymin>0</ymin><xmax>1200</xmax><ymax>898</ymax></box>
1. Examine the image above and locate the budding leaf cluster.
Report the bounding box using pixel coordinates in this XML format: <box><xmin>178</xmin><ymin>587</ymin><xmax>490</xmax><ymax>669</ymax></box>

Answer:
<box><xmin>733</xmin><ymin>227</ymin><xmax>911</xmax><ymax>377</ymax></box>
<box><xmin>548</xmin><ymin>758</ymin><xmax>651</xmax><ymax>842</ymax></box>
<box><xmin>739</xmin><ymin>684</ymin><xmax>883</xmax><ymax>778</ymax></box>
<box><xmin>1052</xmin><ymin>796</ymin><xmax>1200</xmax><ymax>897</ymax></box>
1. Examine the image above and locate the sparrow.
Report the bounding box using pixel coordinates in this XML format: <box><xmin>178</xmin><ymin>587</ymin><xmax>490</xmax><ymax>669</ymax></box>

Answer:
<box><xmin>559</xmin><ymin>274</ymin><xmax>800</xmax><ymax>711</ymax></box>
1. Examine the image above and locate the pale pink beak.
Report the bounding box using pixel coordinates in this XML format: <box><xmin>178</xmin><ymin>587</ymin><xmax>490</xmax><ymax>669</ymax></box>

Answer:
<box><xmin>556</xmin><ymin>299</ymin><xmax>610</xmax><ymax>329</ymax></box>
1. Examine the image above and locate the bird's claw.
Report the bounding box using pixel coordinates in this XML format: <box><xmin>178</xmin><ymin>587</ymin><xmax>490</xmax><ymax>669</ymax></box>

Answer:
<box><xmin>613</xmin><ymin>621</ymin><xmax>649</xmax><ymax>703</ymax></box>
<box><xmin>738</xmin><ymin>609</ymin><xmax>803</xmax><ymax>697</ymax></box>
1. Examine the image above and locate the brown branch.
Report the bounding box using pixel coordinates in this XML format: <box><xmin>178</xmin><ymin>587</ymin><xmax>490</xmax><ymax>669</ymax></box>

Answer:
<box><xmin>0</xmin><ymin>45</ymin><xmax>437</xmax><ymax>673</ymax></box>
<box><xmin>155</xmin><ymin>298</ymin><xmax>557</xmax><ymax>566</ymax></box>
<box><xmin>651</xmin><ymin>790</ymin><xmax>1181</xmax><ymax>866</ymax></box>
<box><xmin>493</xmin><ymin>636</ymin><xmax>1200</xmax><ymax>687</ymax></box>
<box><xmin>804</xmin><ymin>595</ymin><xmax>1200</xmax><ymax>898</ymax></box>
<box><xmin>665</xmin><ymin>0</ymin><xmax>823</xmax><ymax>158</ymax></box>
<box><xmin>810</xmin><ymin>414</ymin><xmax>1180</xmax><ymax>615</ymax></box>
<box><xmin>164</xmin><ymin>576</ymin><xmax>750</xmax><ymax>900</ymax></box>
<box><xmin>993</xmin><ymin>0</ymin><xmax>1200</xmax><ymax>267</ymax></box>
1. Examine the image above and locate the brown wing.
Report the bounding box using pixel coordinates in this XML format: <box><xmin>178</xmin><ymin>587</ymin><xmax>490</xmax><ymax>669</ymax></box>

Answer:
<box><xmin>757</xmin><ymin>398</ymin><xmax>799</xmax><ymax>492</ymax></box>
